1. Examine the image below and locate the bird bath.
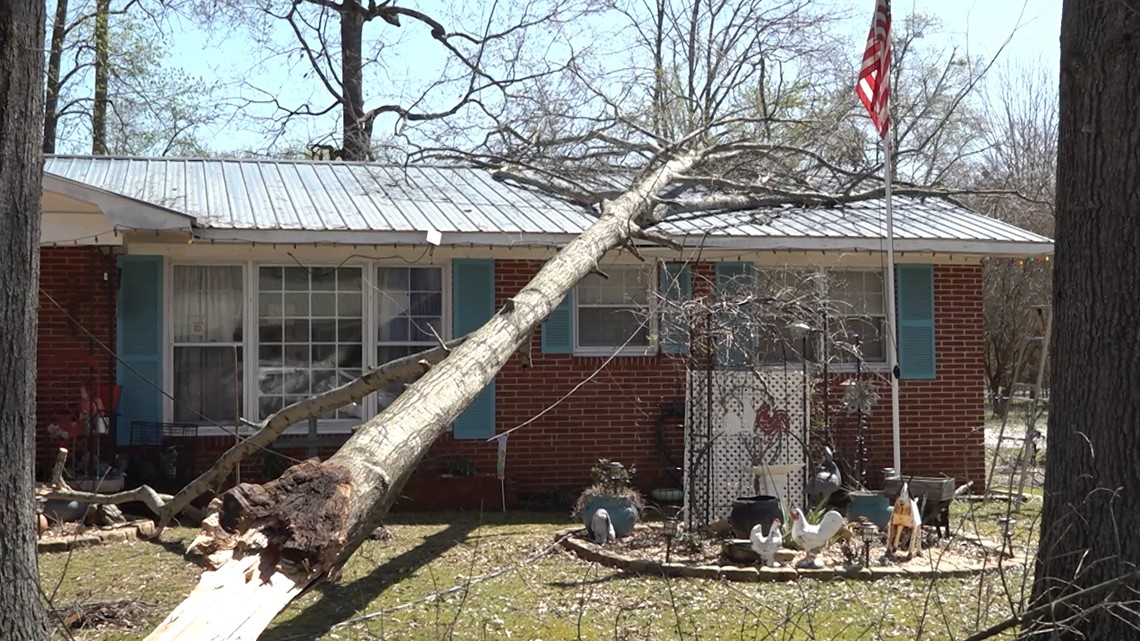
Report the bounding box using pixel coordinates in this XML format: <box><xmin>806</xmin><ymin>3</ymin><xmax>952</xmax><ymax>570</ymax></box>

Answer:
<box><xmin>751</xmin><ymin>463</ymin><xmax>805</xmax><ymax>500</ymax></box>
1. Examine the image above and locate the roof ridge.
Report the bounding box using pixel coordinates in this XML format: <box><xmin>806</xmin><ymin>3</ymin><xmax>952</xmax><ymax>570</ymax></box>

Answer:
<box><xmin>43</xmin><ymin>154</ymin><xmax>482</xmax><ymax>170</ymax></box>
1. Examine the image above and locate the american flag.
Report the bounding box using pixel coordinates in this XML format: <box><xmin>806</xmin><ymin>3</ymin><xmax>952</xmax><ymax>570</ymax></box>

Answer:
<box><xmin>857</xmin><ymin>0</ymin><xmax>891</xmax><ymax>139</ymax></box>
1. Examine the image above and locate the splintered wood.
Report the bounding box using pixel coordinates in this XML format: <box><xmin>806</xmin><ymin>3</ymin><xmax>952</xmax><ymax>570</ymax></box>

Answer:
<box><xmin>146</xmin><ymin>460</ymin><xmax>352</xmax><ymax>641</ymax></box>
<box><xmin>144</xmin><ymin>551</ymin><xmax>305</xmax><ymax>641</ymax></box>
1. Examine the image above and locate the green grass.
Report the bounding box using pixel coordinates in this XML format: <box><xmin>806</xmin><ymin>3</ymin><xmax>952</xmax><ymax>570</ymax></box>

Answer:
<box><xmin>40</xmin><ymin>503</ymin><xmax>1043</xmax><ymax>640</ymax></box>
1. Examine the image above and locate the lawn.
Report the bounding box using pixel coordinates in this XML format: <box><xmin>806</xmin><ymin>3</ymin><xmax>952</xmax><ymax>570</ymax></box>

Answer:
<box><xmin>39</xmin><ymin>498</ymin><xmax>1041</xmax><ymax>641</ymax></box>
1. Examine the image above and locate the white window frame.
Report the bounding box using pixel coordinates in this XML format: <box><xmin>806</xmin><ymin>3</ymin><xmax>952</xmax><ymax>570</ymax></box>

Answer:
<box><xmin>572</xmin><ymin>264</ymin><xmax>656</xmax><ymax>357</ymax></box>
<box><xmin>166</xmin><ymin>257</ymin><xmax>453</xmax><ymax>436</ymax></box>
<box><xmin>373</xmin><ymin>263</ymin><xmax>450</xmax><ymax>414</ymax></box>
<box><xmin>824</xmin><ymin>267</ymin><xmax>889</xmax><ymax>369</ymax></box>
<box><xmin>253</xmin><ymin>261</ymin><xmax>370</xmax><ymax>433</ymax></box>
<box><xmin>167</xmin><ymin>262</ymin><xmax>246</xmax><ymax>427</ymax></box>
<box><xmin>752</xmin><ymin>266</ymin><xmax>819</xmax><ymax>366</ymax></box>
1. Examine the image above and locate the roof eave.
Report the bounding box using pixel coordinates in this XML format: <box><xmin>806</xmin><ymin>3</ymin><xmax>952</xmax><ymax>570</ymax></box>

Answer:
<box><xmin>43</xmin><ymin>174</ymin><xmax>196</xmax><ymax>231</ymax></box>
<box><xmin>190</xmin><ymin>227</ymin><xmax>1053</xmax><ymax>257</ymax></box>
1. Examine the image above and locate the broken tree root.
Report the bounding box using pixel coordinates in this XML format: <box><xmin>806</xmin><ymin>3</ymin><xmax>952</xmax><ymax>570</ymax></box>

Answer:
<box><xmin>146</xmin><ymin>460</ymin><xmax>353</xmax><ymax>641</ymax></box>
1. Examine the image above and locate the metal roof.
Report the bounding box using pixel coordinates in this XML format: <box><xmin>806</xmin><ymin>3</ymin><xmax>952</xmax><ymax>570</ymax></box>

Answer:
<box><xmin>43</xmin><ymin>156</ymin><xmax>1053</xmax><ymax>255</ymax></box>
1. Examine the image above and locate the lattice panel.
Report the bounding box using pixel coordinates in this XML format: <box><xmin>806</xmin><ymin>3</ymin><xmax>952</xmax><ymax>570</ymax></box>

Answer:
<box><xmin>684</xmin><ymin>369</ymin><xmax>810</xmax><ymax>530</ymax></box>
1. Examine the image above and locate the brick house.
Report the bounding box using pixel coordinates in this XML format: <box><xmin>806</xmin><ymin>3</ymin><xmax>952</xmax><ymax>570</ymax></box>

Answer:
<box><xmin>37</xmin><ymin>156</ymin><xmax>1053</xmax><ymax>512</ymax></box>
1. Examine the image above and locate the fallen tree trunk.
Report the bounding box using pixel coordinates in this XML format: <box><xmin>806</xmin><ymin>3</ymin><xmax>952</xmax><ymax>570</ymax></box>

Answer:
<box><xmin>146</xmin><ymin>154</ymin><xmax>699</xmax><ymax>641</ymax></box>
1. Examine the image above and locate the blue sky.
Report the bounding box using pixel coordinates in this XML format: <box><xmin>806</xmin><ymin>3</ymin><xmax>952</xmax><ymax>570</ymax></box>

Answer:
<box><xmin>167</xmin><ymin>0</ymin><xmax>1062</xmax><ymax>155</ymax></box>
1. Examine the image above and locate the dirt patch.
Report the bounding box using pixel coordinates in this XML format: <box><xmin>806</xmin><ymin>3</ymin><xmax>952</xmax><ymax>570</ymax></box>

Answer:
<box><xmin>58</xmin><ymin>598</ymin><xmax>153</xmax><ymax>631</ymax></box>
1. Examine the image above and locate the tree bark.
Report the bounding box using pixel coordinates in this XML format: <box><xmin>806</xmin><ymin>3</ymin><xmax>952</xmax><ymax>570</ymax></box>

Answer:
<box><xmin>340</xmin><ymin>2</ymin><xmax>370</xmax><ymax>161</ymax></box>
<box><xmin>1031</xmin><ymin>2</ymin><xmax>1140</xmax><ymax>638</ymax></box>
<box><xmin>0</xmin><ymin>0</ymin><xmax>47</xmax><ymax>635</ymax></box>
<box><xmin>146</xmin><ymin>153</ymin><xmax>698</xmax><ymax>641</ymax></box>
<box><xmin>91</xmin><ymin>0</ymin><xmax>109</xmax><ymax>154</ymax></box>
<box><xmin>43</xmin><ymin>0</ymin><xmax>68</xmax><ymax>154</ymax></box>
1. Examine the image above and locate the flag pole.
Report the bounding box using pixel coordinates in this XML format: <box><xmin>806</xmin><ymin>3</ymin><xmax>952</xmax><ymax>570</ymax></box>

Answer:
<box><xmin>883</xmin><ymin>136</ymin><xmax>902</xmax><ymax>476</ymax></box>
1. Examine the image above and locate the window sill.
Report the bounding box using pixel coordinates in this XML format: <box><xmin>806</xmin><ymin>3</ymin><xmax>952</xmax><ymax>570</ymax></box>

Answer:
<box><xmin>572</xmin><ymin>347</ymin><xmax>658</xmax><ymax>358</ymax></box>
<box><xmin>826</xmin><ymin>362</ymin><xmax>891</xmax><ymax>375</ymax></box>
<box><xmin>194</xmin><ymin>420</ymin><xmax>361</xmax><ymax>438</ymax></box>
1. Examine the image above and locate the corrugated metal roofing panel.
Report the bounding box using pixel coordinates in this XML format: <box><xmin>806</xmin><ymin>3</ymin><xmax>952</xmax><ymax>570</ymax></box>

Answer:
<box><xmin>41</xmin><ymin>156</ymin><xmax>1051</xmax><ymax>251</ymax></box>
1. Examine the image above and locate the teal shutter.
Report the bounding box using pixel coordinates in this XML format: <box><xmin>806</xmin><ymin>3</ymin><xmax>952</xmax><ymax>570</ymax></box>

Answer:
<box><xmin>659</xmin><ymin>263</ymin><xmax>692</xmax><ymax>354</ymax></box>
<box><xmin>116</xmin><ymin>256</ymin><xmax>164</xmax><ymax>446</ymax></box>
<box><xmin>715</xmin><ymin>262</ymin><xmax>755</xmax><ymax>369</ymax></box>
<box><xmin>452</xmin><ymin>259</ymin><xmax>496</xmax><ymax>439</ymax></box>
<box><xmin>541</xmin><ymin>291</ymin><xmax>574</xmax><ymax>354</ymax></box>
<box><xmin>896</xmin><ymin>264</ymin><xmax>936</xmax><ymax>379</ymax></box>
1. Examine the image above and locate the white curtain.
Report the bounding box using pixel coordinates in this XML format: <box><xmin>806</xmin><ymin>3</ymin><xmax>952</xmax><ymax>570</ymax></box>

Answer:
<box><xmin>172</xmin><ymin>266</ymin><xmax>243</xmax><ymax>423</ymax></box>
<box><xmin>173</xmin><ymin>266</ymin><xmax>243</xmax><ymax>343</ymax></box>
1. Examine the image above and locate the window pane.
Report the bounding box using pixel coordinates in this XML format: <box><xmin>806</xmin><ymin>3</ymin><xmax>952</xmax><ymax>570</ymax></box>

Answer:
<box><xmin>174</xmin><ymin>346</ymin><xmax>242</xmax><ymax>423</ymax></box>
<box><xmin>577</xmin><ymin>307</ymin><xmax>649</xmax><ymax>348</ymax></box>
<box><xmin>574</xmin><ymin>266</ymin><xmax>651</xmax><ymax>350</ymax></box>
<box><xmin>172</xmin><ymin>266</ymin><xmax>243</xmax><ymax>343</ymax></box>
<box><xmin>311</xmin><ymin>293</ymin><xmax>337</xmax><ymax>317</ymax></box>
<box><xmin>284</xmin><ymin>292</ymin><xmax>309</xmax><ymax>317</ymax></box>
<box><xmin>259</xmin><ymin>267</ymin><xmax>282</xmax><ymax>291</ymax></box>
<box><xmin>338</xmin><ymin>293</ymin><xmax>362</xmax><ymax>315</ymax></box>
<box><xmin>283</xmin><ymin>266</ymin><xmax>309</xmax><ymax>291</ymax></box>
<box><xmin>258</xmin><ymin>265</ymin><xmax>364</xmax><ymax>420</ymax></box>
<box><xmin>374</xmin><ymin>266</ymin><xmax>445</xmax><ymax>415</ymax></box>
<box><xmin>376</xmin><ymin>346</ymin><xmax>421</xmax><ymax>412</ymax></box>
<box><xmin>337</xmin><ymin>268</ymin><xmax>362</xmax><ymax>291</ymax></box>
<box><xmin>578</xmin><ymin>267</ymin><xmax>648</xmax><ymax>306</ymax></box>
<box><xmin>410</xmin><ymin>267</ymin><xmax>442</xmax><ymax>291</ymax></box>
<box><xmin>311</xmin><ymin>268</ymin><xmax>337</xmax><ymax>291</ymax></box>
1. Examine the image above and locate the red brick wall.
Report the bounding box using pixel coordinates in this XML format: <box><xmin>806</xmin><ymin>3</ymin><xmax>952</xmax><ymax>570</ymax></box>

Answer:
<box><xmin>411</xmin><ymin>259</ymin><xmax>692</xmax><ymax>497</ymax></box>
<box><xmin>35</xmin><ymin>246</ymin><xmax>118</xmax><ymax>477</ymax></box>
<box><xmin>411</xmin><ymin>261</ymin><xmax>985</xmax><ymax>500</ymax></box>
<box><xmin>888</xmin><ymin>263</ymin><xmax>985</xmax><ymax>487</ymax></box>
<box><xmin>89</xmin><ymin>258</ymin><xmax>984</xmax><ymax>506</ymax></box>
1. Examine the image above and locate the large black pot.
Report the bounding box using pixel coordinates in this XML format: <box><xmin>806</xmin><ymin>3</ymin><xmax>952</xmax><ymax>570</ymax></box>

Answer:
<box><xmin>728</xmin><ymin>494</ymin><xmax>782</xmax><ymax>539</ymax></box>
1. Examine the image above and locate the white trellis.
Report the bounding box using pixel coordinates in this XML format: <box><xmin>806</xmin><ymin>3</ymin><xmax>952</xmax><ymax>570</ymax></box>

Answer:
<box><xmin>683</xmin><ymin>368</ymin><xmax>811</xmax><ymax>530</ymax></box>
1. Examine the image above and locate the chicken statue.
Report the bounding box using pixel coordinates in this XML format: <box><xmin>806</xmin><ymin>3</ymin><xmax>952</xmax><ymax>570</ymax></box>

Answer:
<box><xmin>790</xmin><ymin>507</ymin><xmax>846</xmax><ymax>569</ymax></box>
<box><xmin>590</xmin><ymin>508</ymin><xmax>616</xmax><ymax>545</ymax></box>
<box><xmin>886</xmin><ymin>482</ymin><xmax>923</xmax><ymax>558</ymax></box>
<box><xmin>749</xmin><ymin>519</ymin><xmax>784</xmax><ymax>568</ymax></box>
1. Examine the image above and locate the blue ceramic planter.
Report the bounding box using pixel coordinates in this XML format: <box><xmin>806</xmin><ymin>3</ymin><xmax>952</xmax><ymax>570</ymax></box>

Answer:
<box><xmin>846</xmin><ymin>491</ymin><xmax>893</xmax><ymax>530</ymax></box>
<box><xmin>582</xmin><ymin>494</ymin><xmax>640</xmax><ymax>538</ymax></box>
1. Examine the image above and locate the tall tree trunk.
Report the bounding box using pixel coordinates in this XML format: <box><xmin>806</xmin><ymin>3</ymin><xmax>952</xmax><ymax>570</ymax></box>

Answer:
<box><xmin>1031</xmin><ymin>2</ymin><xmax>1140</xmax><ymax>638</ymax></box>
<box><xmin>340</xmin><ymin>3</ymin><xmax>370</xmax><ymax>161</ymax></box>
<box><xmin>146</xmin><ymin>155</ymin><xmax>697</xmax><ymax>641</ymax></box>
<box><xmin>0</xmin><ymin>0</ymin><xmax>48</xmax><ymax>636</ymax></box>
<box><xmin>43</xmin><ymin>0</ymin><xmax>68</xmax><ymax>154</ymax></box>
<box><xmin>91</xmin><ymin>0</ymin><xmax>109</xmax><ymax>154</ymax></box>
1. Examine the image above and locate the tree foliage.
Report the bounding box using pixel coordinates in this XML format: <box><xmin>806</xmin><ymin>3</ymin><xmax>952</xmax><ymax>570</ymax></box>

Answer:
<box><xmin>43</xmin><ymin>0</ymin><xmax>222</xmax><ymax>155</ymax></box>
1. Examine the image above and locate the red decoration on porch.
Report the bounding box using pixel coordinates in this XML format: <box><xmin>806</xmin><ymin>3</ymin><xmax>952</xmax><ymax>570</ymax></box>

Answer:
<box><xmin>754</xmin><ymin>404</ymin><xmax>791</xmax><ymax>437</ymax></box>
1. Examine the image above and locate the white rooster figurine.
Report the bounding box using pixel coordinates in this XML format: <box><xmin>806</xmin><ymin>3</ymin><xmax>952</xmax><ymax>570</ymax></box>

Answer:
<box><xmin>749</xmin><ymin>519</ymin><xmax>784</xmax><ymax>567</ymax></box>
<box><xmin>590</xmin><ymin>508</ymin><xmax>616</xmax><ymax>545</ymax></box>
<box><xmin>790</xmin><ymin>507</ymin><xmax>846</xmax><ymax>569</ymax></box>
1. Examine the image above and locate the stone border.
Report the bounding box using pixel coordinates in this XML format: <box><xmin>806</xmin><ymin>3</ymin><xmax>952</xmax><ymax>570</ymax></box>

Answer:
<box><xmin>556</xmin><ymin>527</ymin><xmax>1029</xmax><ymax>582</ymax></box>
<box><xmin>38</xmin><ymin>519</ymin><xmax>157</xmax><ymax>553</ymax></box>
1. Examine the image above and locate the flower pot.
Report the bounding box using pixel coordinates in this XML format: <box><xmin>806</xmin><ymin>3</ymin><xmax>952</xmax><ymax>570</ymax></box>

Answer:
<box><xmin>846</xmin><ymin>490</ymin><xmax>892</xmax><ymax>530</ymax></box>
<box><xmin>582</xmin><ymin>494</ymin><xmax>640</xmax><ymax>538</ymax></box>
<box><xmin>729</xmin><ymin>494</ymin><xmax>782</xmax><ymax>539</ymax></box>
